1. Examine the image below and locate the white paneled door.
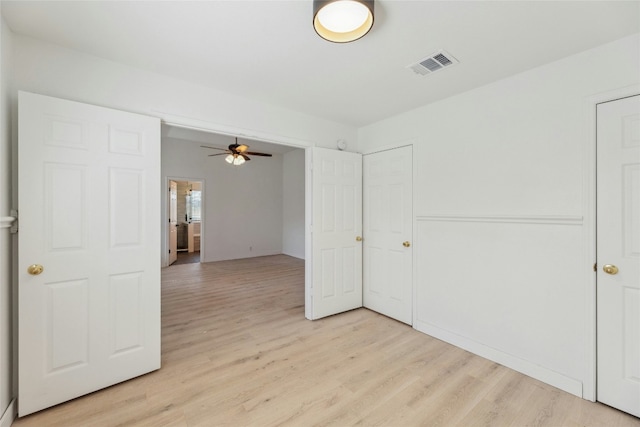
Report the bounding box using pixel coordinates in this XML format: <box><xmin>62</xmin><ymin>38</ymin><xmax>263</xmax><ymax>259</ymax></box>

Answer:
<box><xmin>18</xmin><ymin>92</ymin><xmax>161</xmax><ymax>416</ymax></box>
<box><xmin>597</xmin><ymin>94</ymin><xmax>640</xmax><ymax>417</ymax></box>
<box><xmin>363</xmin><ymin>146</ymin><xmax>413</xmax><ymax>325</ymax></box>
<box><xmin>310</xmin><ymin>147</ymin><xmax>362</xmax><ymax>319</ymax></box>
<box><xmin>168</xmin><ymin>180</ymin><xmax>178</xmax><ymax>265</ymax></box>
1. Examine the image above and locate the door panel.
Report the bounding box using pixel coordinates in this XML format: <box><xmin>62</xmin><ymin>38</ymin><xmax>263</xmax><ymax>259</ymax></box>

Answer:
<box><xmin>363</xmin><ymin>146</ymin><xmax>413</xmax><ymax>325</ymax></box>
<box><xmin>46</xmin><ymin>164</ymin><xmax>86</xmax><ymax>250</ymax></box>
<box><xmin>597</xmin><ymin>94</ymin><xmax>640</xmax><ymax>417</ymax></box>
<box><xmin>46</xmin><ymin>279</ymin><xmax>89</xmax><ymax>373</ymax></box>
<box><xmin>109</xmin><ymin>272</ymin><xmax>144</xmax><ymax>354</ymax></box>
<box><xmin>18</xmin><ymin>91</ymin><xmax>161</xmax><ymax>416</ymax></box>
<box><xmin>310</xmin><ymin>148</ymin><xmax>362</xmax><ymax>319</ymax></box>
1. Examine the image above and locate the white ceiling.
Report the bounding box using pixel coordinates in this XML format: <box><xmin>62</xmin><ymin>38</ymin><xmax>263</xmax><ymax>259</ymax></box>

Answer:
<box><xmin>2</xmin><ymin>1</ymin><xmax>639</xmax><ymax>127</ymax></box>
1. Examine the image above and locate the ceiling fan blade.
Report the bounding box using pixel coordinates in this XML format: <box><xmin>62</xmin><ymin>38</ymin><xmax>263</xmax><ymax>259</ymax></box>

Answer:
<box><xmin>236</xmin><ymin>144</ymin><xmax>249</xmax><ymax>153</ymax></box>
<box><xmin>208</xmin><ymin>153</ymin><xmax>228</xmax><ymax>157</ymax></box>
<box><xmin>245</xmin><ymin>151</ymin><xmax>272</xmax><ymax>157</ymax></box>
<box><xmin>200</xmin><ymin>145</ymin><xmax>227</xmax><ymax>151</ymax></box>
<box><xmin>241</xmin><ymin>154</ymin><xmax>251</xmax><ymax>161</ymax></box>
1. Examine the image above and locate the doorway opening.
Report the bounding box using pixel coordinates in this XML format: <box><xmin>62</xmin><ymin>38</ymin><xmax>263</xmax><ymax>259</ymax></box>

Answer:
<box><xmin>161</xmin><ymin>124</ymin><xmax>307</xmax><ymax>270</ymax></box>
<box><xmin>167</xmin><ymin>177</ymin><xmax>204</xmax><ymax>266</ymax></box>
<box><xmin>174</xmin><ymin>180</ymin><xmax>203</xmax><ymax>265</ymax></box>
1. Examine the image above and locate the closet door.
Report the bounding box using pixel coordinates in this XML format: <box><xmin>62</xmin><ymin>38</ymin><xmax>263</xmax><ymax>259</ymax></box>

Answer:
<box><xmin>309</xmin><ymin>147</ymin><xmax>363</xmax><ymax>319</ymax></box>
<box><xmin>363</xmin><ymin>145</ymin><xmax>413</xmax><ymax>324</ymax></box>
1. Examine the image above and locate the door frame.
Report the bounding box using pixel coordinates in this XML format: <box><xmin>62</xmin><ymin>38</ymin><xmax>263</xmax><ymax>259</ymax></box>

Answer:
<box><xmin>163</xmin><ymin>177</ymin><xmax>205</xmax><ymax>267</ymax></box>
<box><xmin>168</xmin><ymin>180</ymin><xmax>178</xmax><ymax>266</ymax></box>
<box><xmin>360</xmin><ymin>141</ymin><xmax>416</xmax><ymax>325</ymax></box>
<box><xmin>584</xmin><ymin>83</ymin><xmax>640</xmax><ymax>401</ymax></box>
<box><xmin>157</xmin><ymin>115</ymin><xmax>315</xmax><ymax>311</ymax></box>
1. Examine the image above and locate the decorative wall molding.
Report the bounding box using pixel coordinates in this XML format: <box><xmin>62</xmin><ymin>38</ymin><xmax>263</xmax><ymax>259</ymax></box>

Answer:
<box><xmin>0</xmin><ymin>217</ymin><xmax>15</xmax><ymax>229</ymax></box>
<box><xmin>416</xmin><ymin>214</ymin><xmax>583</xmax><ymax>226</ymax></box>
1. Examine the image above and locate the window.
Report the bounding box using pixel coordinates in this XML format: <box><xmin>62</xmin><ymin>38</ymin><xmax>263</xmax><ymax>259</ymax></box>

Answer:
<box><xmin>187</xmin><ymin>190</ymin><xmax>202</xmax><ymax>221</ymax></box>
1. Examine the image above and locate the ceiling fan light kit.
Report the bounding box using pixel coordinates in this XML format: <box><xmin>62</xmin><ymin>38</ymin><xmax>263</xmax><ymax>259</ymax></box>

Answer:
<box><xmin>225</xmin><ymin>154</ymin><xmax>246</xmax><ymax>166</ymax></box>
<box><xmin>313</xmin><ymin>0</ymin><xmax>374</xmax><ymax>43</ymax></box>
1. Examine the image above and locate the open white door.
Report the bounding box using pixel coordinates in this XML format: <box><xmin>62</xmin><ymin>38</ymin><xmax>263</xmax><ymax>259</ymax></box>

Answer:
<box><xmin>18</xmin><ymin>92</ymin><xmax>161</xmax><ymax>416</ymax></box>
<box><xmin>309</xmin><ymin>147</ymin><xmax>362</xmax><ymax>320</ymax></box>
<box><xmin>363</xmin><ymin>146</ymin><xmax>413</xmax><ymax>325</ymax></box>
<box><xmin>168</xmin><ymin>180</ymin><xmax>178</xmax><ymax>265</ymax></box>
<box><xmin>596</xmin><ymin>94</ymin><xmax>640</xmax><ymax>417</ymax></box>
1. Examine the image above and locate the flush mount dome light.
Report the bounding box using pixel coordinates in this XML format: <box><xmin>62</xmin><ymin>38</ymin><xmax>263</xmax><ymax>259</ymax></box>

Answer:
<box><xmin>313</xmin><ymin>0</ymin><xmax>374</xmax><ymax>43</ymax></box>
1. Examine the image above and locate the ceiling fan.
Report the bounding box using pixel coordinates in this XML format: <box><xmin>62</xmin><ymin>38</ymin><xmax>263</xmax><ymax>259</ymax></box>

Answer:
<box><xmin>201</xmin><ymin>138</ymin><xmax>272</xmax><ymax>166</ymax></box>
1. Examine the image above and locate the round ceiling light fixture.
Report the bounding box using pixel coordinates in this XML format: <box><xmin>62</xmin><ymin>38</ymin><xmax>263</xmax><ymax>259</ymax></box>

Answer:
<box><xmin>313</xmin><ymin>0</ymin><xmax>374</xmax><ymax>43</ymax></box>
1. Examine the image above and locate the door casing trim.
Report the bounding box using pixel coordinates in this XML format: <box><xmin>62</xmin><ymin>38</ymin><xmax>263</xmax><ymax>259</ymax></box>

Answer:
<box><xmin>163</xmin><ymin>177</ymin><xmax>205</xmax><ymax>267</ymax></box>
<box><xmin>584</xmin><ymin>83</ymin><xmax>640</xmax><ymax>401</ymax></box>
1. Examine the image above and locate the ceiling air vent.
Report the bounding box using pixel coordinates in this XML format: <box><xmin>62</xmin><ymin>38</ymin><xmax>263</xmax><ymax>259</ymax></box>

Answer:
<box><xmin>408</xmin><ymin>50</ymin><xmax>459</xmax><ymax>76</ymax></box>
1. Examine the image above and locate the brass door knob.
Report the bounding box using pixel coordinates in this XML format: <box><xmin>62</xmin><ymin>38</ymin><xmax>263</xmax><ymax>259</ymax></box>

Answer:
<box><xmin>27</xmin><ymin>264</ymin><xmax>44</xmax><ymax>275</ymax></box>
<box><xmin>403</xmin><ymin>241</ymin><xmax>411</xmax><ymax>247</ymax></box>
<box><xmin>603</xmin><ymin>264</ymin><xmax>618</xmax><ymax>275</ymax></box>
<box><xmin>356</xmin><ymin>236</ymin><xmax>363</xmax><ymax>242</ymax></box>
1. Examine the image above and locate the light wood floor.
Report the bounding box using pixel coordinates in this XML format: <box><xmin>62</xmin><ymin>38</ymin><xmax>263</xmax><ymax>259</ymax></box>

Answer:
<box><xmin>173</xmin><ymin>251</ymin><xmax>200</xmax><ymax>265</ymax></box>
<box><xmin>13</xmin><ymin>255</ymin><xmax>640</xmax><ymax>427</ymax></box>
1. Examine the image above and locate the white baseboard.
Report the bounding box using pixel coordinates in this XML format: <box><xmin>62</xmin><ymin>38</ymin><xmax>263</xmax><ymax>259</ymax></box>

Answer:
<box><xmin>0</xmin><ymin>399</ymin><xmax>16</xmax><ymax>427</ymax></box>
<box><xmin>282</xmin><ymin>251</ymin><xmax>305</xmax><ymax>260</ymax></box>
<box><xmin>414</xmin><ymin>320</ymin><xmax>583</xmax><ymax>398</ymax></box>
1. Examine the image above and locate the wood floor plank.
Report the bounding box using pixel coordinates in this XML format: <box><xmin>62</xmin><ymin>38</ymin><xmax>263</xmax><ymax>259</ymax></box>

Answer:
<box><xmin>12</xmin><ymin>255</ymin><xmax>640</xmax><ymax>427</ymax></box>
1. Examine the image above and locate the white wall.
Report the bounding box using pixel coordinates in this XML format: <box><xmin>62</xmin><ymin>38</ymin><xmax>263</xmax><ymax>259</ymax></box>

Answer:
<box><xmin>358</xmin><ymin>34</ymin><xmax>640</xmax><ymax>398</ymax></box>
<box><xmin>282</xmin><ymin>149</ymin><xmax>305</xmax><ymax>259</ymax></box>
<box><xmin>162</xmin><ymin>137</ymin><xmax>283</xmax><ymax>263</ymax></box>
<box><xmin>11</xmin><ymin>35</ymin><xmax>357</xmax><ymax>151</ymax></box>
<box><xmin>0</xmin><ymin>10</ymin><xmax>15</xmax><ymax>426</ymax></box>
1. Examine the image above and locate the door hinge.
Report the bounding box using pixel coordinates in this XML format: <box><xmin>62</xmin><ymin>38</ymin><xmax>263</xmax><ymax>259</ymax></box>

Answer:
<box><xmin>593</xmin><ymin>263</ymin><xmax>597</xmax><ymax>272</ymax></box>
<box><xmin>9</xmin><ymin>209</ymin><xmax>18</xmax><ymax>234</ymax></box>
<box><xmin>169</xmin><ymin>249</ymin><xmax>171</xmax><ymax>253</ymax></box>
